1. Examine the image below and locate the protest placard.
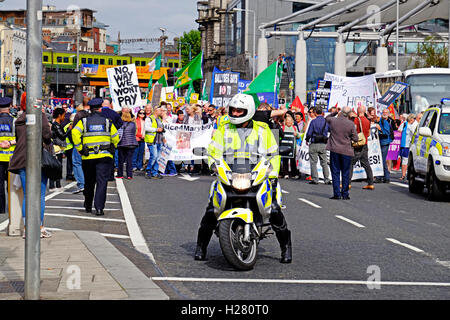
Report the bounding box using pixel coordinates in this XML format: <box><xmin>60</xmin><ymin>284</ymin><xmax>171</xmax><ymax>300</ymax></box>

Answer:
<box><xmin>324</xmin><ymin>73</ymin><xmax>380</xmax><ymax>110</ymax></box>
<box><xmin>387</xmin><ymin>131</ymin><xmax>401</xmax><ymax>161</ymax></box>
<box><xmin>378</xmin><ymin>82</ymin><xmax>408</xmax><ymax>107</ymax></box>
<box><xmin>297</xmin><ymin>123</ymin><xmax>383</xmax><ymax>180</ymax></box>
<box><xmin>162</xmin><ymin>122</ymin><xmax>214</xmax><ymax>161</ymax></box>
<box><xmin>210</xmin><ymin>67</ymin><xmax>240</xmax><ymax>108</ymax></box>
<box><xmin>107</xmin><ymin>64</ymin><xmax>142</xmax><ymax>111</ymax></box>
<box><xmin>158</xmin><ymin>145</ymin><xmax>173</xmax><ymax>173</ymax></box>
<box><xmin>314</xmin><ymin>79</ymin><xmax>332</xmax><ymax>110</ymax></box>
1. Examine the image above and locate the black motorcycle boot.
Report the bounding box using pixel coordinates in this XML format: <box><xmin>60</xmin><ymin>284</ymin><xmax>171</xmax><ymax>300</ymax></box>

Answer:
<box><xmin>275</xmin><ymin>228</ymin><xmax>292</xmax><ymax>264</ymax></box>
<box><xmin>194</xmin><ymin>227</ymin><xmax>213</xmax><ymax>261</ymax></box>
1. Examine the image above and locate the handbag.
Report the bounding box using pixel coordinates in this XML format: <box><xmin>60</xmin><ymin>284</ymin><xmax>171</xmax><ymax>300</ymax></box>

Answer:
<box><xmin>42</xmin><ymin>147</ymin><xmax>62</xmax><ymax>181</ymax></box>
<box><xmin>352</xmin><ymin>117</ymin><xmax>367</xmax><ymax>148</ymax></box>
<box><xmin>313</xmin><ymin>120</ymin><xmax>328</xmax><ymax>143</ymax></box>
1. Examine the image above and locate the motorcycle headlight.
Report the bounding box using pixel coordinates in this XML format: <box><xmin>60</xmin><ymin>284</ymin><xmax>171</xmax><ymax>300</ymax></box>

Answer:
<box><xmin>442</xmin><ymin>142</ymin><xmax>450</xmax><ymax>157</ymax></box>
<box><xmin>231</xmin><ymin>173</ymin><xmax>251</xmax><ymax>191</ymax></box>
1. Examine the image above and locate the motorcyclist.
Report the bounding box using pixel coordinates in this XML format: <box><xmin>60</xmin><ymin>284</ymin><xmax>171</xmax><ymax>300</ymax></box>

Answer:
<box><xmin>194</xmin><ymin>93</ymin><xmax>293</xmax><ymax>264</ymax></box>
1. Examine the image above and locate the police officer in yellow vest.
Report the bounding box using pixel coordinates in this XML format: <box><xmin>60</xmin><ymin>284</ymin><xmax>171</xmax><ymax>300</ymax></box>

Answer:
<box><xmin>72</xmin><ymin>98</ymin><xmax>120</xmax><ymax>216</ymax></box>
<box><xmin>63</xmin><ymin>114</ymin><xmax>75</xmax><ymax>181</ymax></box>
<box><xmin>194</xmin><ymin>93</ymin><xmax>292</xmax><ymax>263</ymax></box>
<box><xmin>0</xmin><ymin>97</ymin><xmax>16</xmax><ymax>213</ymax></box>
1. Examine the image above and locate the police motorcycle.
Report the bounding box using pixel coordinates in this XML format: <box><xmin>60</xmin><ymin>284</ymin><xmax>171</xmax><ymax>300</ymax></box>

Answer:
<box><xmin>193</xmin><ymin>145</ymin><xmax>291</xmax><ymax>270</ymax></box>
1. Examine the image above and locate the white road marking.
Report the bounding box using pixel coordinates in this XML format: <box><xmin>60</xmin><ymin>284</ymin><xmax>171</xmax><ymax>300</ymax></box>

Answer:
<box><xmin>298</xmin><ymin>198</ymin><xmax>322</xmax><ymax>209</ymax></box>
<box><xmin>178</xmin><ymin>173</ymin><xmax>200</xmax><ymax>182</ymax></box>
<box><xmin>335</xmin><ymin>215</ymin><xmax>366</xmax><ymax>228</ymax></box>
<box><xmin>61</xmin><ymin>192</ymin><xmax>118</xmax><ymax>196</ymax></box>
<box><xmin>390</xmin><ymin>182</ymin><xmax>408</xmax><ymax>188</ymax></box>
<box><xmin>151</xmin><ymin>277</ymin><xmax>450</xmax><ymax>287</ymax></box>
<box><xmin>99</xmin><ymin>233</ymin><xmax>130</xmax><ymax>239</ymax></box>
<box><xmin>44</xmin><ymin>227</ymin><xmax>129</xmax><ymax>239</ymax></box>
<box><xmin>45</xmin><ymin>181</ymin><xmax>77</xmax><ymax>201</ymax></box>
<box><xmin>49</xmin><ymin>199</ymin><xmax>120</xmax><ymax>204</ymax></box>
<box><xmin>115</xmin><ymin>177</ymin><xmax>156</xmax><ymax>263</ymax></box>
<box><xmin>45</xmin><ymin>206</ymin><xmax>121</xmax><ymax>211</ymax></box>
<box><xmin>281</xmin><ymin>189</ymin><xmax>289</xmax><ymax>194</ymax></box>
<box><xmin>386</xmin><ymin>238</ymin><xmax>425</xmax><ymax>253</ymax></box>
<box><xmin>44</xmin><ymin>213</ymin><xmax>126</xmax><ymax>223</ymax></box>
<box><xmin>0</xmin><ymin>219</ymin><xmax>9</xmax><ymax>231</ymax></box>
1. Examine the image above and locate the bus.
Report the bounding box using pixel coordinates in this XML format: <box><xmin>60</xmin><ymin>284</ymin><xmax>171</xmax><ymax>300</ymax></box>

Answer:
<box><xmin>375</xmin><ymin>68</ymin><xmax>450</xmax><ymax>115</ymax></box>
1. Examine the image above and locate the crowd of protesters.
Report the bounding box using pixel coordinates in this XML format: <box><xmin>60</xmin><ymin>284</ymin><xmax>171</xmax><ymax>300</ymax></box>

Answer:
<box><xmin>0</xmin><ymin>91</ymin><xmax>423</xmax><ymax>237</ymax></box>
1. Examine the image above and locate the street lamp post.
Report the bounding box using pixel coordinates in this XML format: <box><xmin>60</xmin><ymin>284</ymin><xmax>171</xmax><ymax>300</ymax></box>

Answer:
<box><xmin>233</xmin><ymin>8</ymin><xmax>256</xmax><ymax>80</ymax></box>
<box><xmin>14</xmin><ymin>57</ymin><xmax>22</xmax><ymax>106</ymax></box>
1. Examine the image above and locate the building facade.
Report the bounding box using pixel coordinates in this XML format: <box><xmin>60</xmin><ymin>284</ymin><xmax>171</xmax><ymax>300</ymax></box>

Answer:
<box><xmin>0</xmin><ymin>23</ymin><xmax>26</xmax><ymax>103</ymax></box>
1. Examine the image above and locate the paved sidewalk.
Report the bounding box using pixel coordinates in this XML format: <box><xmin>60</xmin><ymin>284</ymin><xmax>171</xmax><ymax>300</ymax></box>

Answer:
<box><xmin>0</xmin><ymin>230</ymin><xmax>168</xmax><ymax>300</ymax></box>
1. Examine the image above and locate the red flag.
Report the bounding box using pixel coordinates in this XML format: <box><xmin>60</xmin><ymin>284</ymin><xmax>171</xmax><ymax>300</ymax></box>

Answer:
<box><xmin>291</xmin><ymin>96</ymin><xmax>304</xmax><ymax>117</ymax></box>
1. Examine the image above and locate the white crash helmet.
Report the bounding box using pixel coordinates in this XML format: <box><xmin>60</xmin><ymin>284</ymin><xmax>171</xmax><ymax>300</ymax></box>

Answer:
<box><xmin>227</xmin><ymin>93</ymin><xmax>255</xmax><ymax>125</ymax></box>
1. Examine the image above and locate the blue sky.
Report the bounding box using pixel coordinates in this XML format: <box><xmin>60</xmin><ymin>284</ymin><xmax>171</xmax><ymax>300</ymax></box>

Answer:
<box><xmin>1</xmin><ymin>0</ymin><xmax>199</xmax><ymax>52</ymax></box>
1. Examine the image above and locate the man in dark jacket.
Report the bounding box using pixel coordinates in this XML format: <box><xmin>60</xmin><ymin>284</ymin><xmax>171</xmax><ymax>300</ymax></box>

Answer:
<box><xmin>326</xmin><ymin>106</ymin><xmax>359</xmax><ymax>200</ymax></box>
<box><xmin>305</xmin><ymin>107</ymin><xmax>331</xmax><ymax>185</ymax></box>
<box><xmin>101</xmin><ymin>98</ymin><xmax>123</xmax><ymax>180</ymax></box>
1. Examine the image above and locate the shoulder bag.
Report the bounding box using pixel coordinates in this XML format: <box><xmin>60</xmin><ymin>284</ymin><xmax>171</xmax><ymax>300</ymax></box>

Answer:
<box><xmin>352</xmin><ymin>117</ymin><xmax>367</xmax><ymax>148</ymax></box>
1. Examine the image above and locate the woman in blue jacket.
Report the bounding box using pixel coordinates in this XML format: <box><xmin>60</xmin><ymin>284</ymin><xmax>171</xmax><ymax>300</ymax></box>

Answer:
<box><xmin>376</xmin><ymin>109</ymin><xmax>393</xmax><ymax>183</ymax></box>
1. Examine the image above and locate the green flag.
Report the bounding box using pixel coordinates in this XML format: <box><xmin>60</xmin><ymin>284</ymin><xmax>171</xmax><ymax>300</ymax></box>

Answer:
<box><xmin>148</xmin><ymin>54</ymin><xmax>161</xmax><ymax>72</ymax></box>
<box><xmin>201</xmin><ymin>80</ymin><xmax>208</xmax><ymax>101</ymax></box>
<box><xmin>185</xmin><ymin>82</ymin><xmax>195</xmax><ymax>103</ymax></box>
<box><xmin>244</xmin><ymin>61</ymin><xmax>282</xmax><ymax>106</ymax></box>
<box><xmin>174</xmin><ymin>51</ymin><xmax>203</xmax><ymax>88</ymax></box>
<box><xmin>157</xmin><ymin>73</ymin><xmax>168</xmax><ymax>87</ymax></box>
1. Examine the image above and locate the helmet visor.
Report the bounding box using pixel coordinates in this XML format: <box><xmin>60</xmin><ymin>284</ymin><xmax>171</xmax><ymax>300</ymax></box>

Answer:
<box><xmin>229</xmin><ymin>107</ymin><xmax>248</xmax><ymax>119</ymax></box>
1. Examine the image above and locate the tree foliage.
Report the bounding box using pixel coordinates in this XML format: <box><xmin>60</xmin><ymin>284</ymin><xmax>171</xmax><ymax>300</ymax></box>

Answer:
<box><xmin>178</xmin><ymin>30</ymin><xmax>201</xmax><ymax>67</ymax></box>
<box><xmin>409</xmin><ymin>36</ymin><xmax>449</xmax><ymax>68</ymax></box>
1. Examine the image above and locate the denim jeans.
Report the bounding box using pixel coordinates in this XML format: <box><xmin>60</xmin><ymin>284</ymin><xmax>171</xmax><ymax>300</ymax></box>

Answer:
<box><xmin>380</xmin><ymin>144</ymin><xmax>390</xmax><ymax>181</ymax></box>
<box><xmin>165</xmin><ymin>160</ymin><xmax>177</xmax><ymax>175</ymax></box>
<box><xmin>18</xmin><ymin>169</ymin><xmax>47</xmax><ymax>226</ymax></box>
<box><xmin>72</xmin><ymin>148</ymin><xmax>85</xmax><ymax>189</ymax></box>
<box><xmin>132</xmin><ymin>140</ymin><xmax>145</xmax><ymax>170</ymax></box>
<box><xmin>330</xmin><ymin>151</ymin><xmax>352</xmax><ymax>198</ymax></box>
<box><xmin>146</xmin><ymin>143</ymin><xmax>162</xmax><ymax>176</ymax></box>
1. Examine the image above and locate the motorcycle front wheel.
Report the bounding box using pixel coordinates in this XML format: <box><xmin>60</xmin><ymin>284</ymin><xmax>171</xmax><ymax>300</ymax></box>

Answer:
<box><xmin>218</xmin><ymin>219</ymin><xmax>257</xmax><ymax>271</ymax></box>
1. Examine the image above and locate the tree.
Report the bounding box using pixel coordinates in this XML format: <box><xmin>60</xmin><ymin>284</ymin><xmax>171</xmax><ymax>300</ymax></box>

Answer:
<box><xmin>409</xmin><ymin>36</ymin><xmax>449</xmax><ymax>68</ymax></box>
<box><xmin>178</xmin><ymin>30</ymin><xmax>201</xmax><ymax>67</ymax></box>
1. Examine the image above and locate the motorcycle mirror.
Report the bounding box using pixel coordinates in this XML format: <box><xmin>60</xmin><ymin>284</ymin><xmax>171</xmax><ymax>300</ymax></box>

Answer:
<box><xmin>192</xmin><ymin>147</ymin><xmax>207</xmax><ymax>157</ymax></box>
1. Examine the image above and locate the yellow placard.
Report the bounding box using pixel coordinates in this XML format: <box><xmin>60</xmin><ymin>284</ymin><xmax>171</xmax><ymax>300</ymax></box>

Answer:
<box><xmin>177</xmin><ymin>97</ymin><xmax>185</xmax><ymax>106</ymax></box>
<box><xmin>190</xmin><ymin>93</ymin><xmax>199</xmax><ymax>104</ymax></box>
<box><xmin>166</xmin><ymin>92</ymin><xmax>174</xmax><ymax>102</ymax></box>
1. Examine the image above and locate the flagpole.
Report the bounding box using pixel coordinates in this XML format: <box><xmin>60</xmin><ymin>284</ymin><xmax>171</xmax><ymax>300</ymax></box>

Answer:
<box><xmin>273</xmin><ymin>59</ymin><xmax>278</xmax><ymax>109</ymax></box>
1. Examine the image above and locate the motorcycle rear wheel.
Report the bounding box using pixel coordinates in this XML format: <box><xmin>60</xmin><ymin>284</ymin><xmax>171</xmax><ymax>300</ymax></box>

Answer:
<box><xmin>219</xmin><ymin>219</ymin><xmax>257</xmax><ymax>271</ymax></box>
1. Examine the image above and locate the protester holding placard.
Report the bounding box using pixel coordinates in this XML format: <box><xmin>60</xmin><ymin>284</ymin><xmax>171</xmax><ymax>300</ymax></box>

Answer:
<box><xmin>281</xmin><ymin>113</ymin><xmax>300</xmax><ymax>179</ymax></box>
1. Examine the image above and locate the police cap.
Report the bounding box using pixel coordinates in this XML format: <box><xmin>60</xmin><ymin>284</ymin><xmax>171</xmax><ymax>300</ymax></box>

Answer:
<box><xmin>0</xmin><ymin>97</ymin><xmax>12</xmax><ymax>109</ymax></box>
<box><xmin>88</xmin><ymin>98</ymin><xmax>104</xmax><ymax>109</ymax></box>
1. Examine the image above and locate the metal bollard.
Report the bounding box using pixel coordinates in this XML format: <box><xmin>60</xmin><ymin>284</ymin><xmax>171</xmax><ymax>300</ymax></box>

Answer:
<box><xmin>7</xmin><ymin>172</ymin><xmax>23</xmax><ymax>236</ymax></box>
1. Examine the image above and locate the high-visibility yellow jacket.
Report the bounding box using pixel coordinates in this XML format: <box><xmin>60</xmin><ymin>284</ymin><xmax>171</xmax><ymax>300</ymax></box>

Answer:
<box><xmin>208</xmin><ymin>120</ymin><xmax>280</xmax><ymax>178</ymax></box>
<box><xmin>72</xmin><ymin>112</ymin><xmax>119</xmax><ymax>160</ymax></box>
<box><xmin>0</xmin><ymin>113</ymin><xmax>16</xmax><ymax>162</ymax></box>
<box><xmin>144</xmin><ymin>115</ymin><xmax>158</xmax><ymax>144</ymax></box>
<box><xmin>64</xmin><ymin>122</ymin><xmax>73</xmax><ymax>151</ymax></box>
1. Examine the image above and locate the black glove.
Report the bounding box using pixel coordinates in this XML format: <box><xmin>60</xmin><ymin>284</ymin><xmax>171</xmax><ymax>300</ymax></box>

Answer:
<box><xmin>109</xmin><ymin>144</ymin><xmax>116</xmax><ymax>156</ymax></box>
<box><xmin>80</xmin><ymin>145</ymin><xmax>89</xmax><ymax>157</ymax></box>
